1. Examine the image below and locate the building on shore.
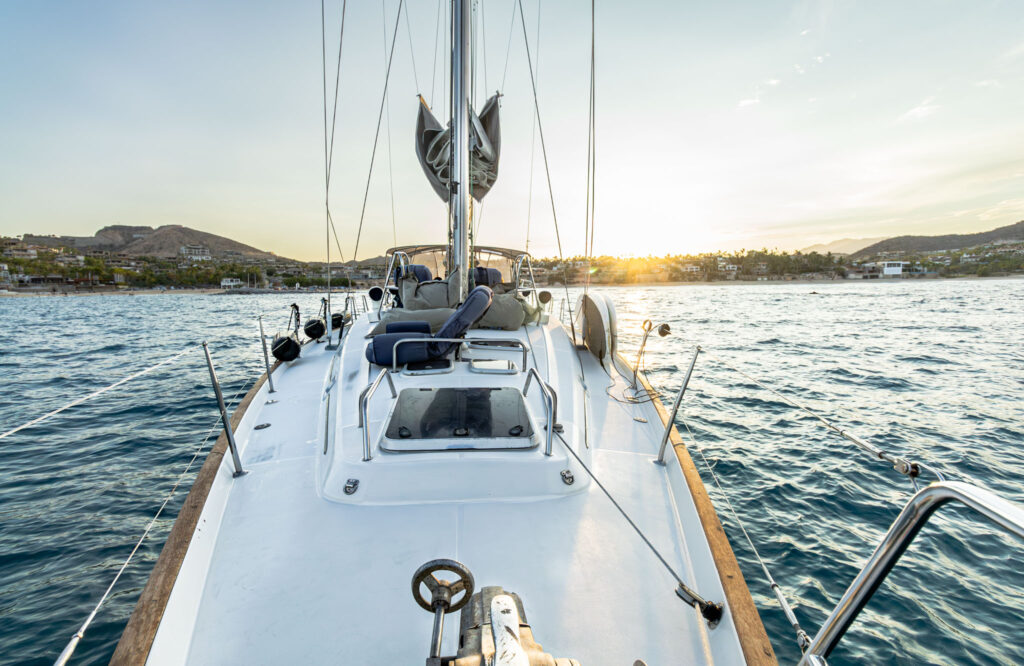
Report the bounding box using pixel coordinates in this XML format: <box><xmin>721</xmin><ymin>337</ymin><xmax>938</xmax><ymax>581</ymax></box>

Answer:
<box><xmin>179</xmin><ymin>244</ymin><xmax>212</xmax><ymax>261</ymax></box>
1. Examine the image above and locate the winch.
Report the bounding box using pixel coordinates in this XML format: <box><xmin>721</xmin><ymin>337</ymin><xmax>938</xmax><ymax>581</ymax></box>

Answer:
<box><xmin>412</xmin><ymin>559</ymin><xmax>581</xmax><ymax>666</ymax></box>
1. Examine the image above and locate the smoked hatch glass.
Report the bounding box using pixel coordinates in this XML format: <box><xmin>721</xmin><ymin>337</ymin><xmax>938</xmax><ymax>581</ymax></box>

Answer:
<box><xmin>384</xmin><ymin>387</ymin><xmax>535</xmax><ymax>440</ymax></box>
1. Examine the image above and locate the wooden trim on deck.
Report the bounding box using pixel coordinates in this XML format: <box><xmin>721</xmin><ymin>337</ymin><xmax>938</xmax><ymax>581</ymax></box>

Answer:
<box><xmin>111</xmin><ymin>370</ymin><xmax>271</xmax><ymax>665</ymax></box>
<box><xmin>628</xmin><ymin>355</ymin><xmax>777</xmax><ymax>665</ymax></box>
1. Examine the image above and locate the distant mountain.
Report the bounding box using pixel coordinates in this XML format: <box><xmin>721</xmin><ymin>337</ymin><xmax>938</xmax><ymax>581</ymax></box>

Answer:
<box><xmin>851</xmin><ymin>220</ymin><xmax>1024</xmax><ymax>259</ymax></box>
<box><xmin>801</xmin><ymin>237</ymin><xmax>888</xmax><ymax>255</ymax></box>
<box><xmin>23</xmin><ymin>225</ymin><xmax>279</xmax><ymax>260</ymax></box>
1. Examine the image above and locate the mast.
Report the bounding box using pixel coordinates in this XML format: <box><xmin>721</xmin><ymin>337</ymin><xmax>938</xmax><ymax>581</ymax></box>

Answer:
<box><xmin>449</xmin><ymin>0</ymin><xmax>472</xmax><ymax>302</ymax></box>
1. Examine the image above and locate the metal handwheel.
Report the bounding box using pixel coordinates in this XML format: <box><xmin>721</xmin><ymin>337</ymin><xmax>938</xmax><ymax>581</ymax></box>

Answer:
<box><xmin>411</xmin><ymin>558</ymin><xmax>475</xmax><ymax>613</ymax></box>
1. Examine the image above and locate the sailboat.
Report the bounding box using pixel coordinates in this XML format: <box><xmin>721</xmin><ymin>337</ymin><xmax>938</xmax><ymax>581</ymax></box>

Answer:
<box><xmin>107</xmin><ymin>2</ymin><xmax>769</xmax><ymax>663</ymax></box>
<box><xmin>102</xmin><ymin>2</ymin><xmax>1024</xmax><ymax>665</ymax></box>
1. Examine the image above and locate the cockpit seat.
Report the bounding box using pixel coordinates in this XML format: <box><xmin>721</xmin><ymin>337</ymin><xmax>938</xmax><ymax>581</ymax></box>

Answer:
<box><xmin>400</xmin><ymin>264</ymin><xmax>433</xmax><ymax>283</ymax></box>
<box><xmin>365</xmin><ymin>285</ymin><xmax>493</xmax><ymax>366</ymax></box>
<box><xmin>473</xmin><ymin>266</ymin><xmax>502</xmax><ymax>287</ymax></box>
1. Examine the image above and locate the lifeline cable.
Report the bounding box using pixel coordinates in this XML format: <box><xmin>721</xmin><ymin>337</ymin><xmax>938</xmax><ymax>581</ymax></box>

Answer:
<box><xmin>53</xmin><ymin>375</ymin><xmax>256</xmax><ymax>666</ymax></box>
<box><xmin>0</xmin><ymin>346</ymin><xmax>195</xmax><ymax>441</ymax></box>
<box><xmin>700</xmin><ymin>349</ymin><xmax>945</xmax><ymax>490</ymax></box>
<box><xmin>679</xmin><ymin>415</ymin><xmax>813</xmax><ymax>650</ymax></box>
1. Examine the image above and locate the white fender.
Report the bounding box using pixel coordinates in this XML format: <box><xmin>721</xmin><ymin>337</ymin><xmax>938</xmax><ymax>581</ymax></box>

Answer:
<box><xmin>574</xmin><ymin>292</ymin><xmax>618</xmax><ymax>370</ymax></box>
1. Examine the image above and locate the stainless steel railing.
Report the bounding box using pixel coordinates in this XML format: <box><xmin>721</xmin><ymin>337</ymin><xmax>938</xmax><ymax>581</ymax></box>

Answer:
<box><xmin>654</xmin><ymin>345</ymin><xmax>700</xmax><ymax>465</ymax></box>
<box><xmin>358</xmin><ymin>368</ymin><xmax>397</xmax><ymax>461</ymax></box>
<box><xmin>523</xmin><ymin>367</ymin><xmax>557</xmax><ymax>456</ymax></box>
<box><xmin>390</xmin><ymin>337</ymin><xmax>529</xmax><ymax>373</ymax></box>
<box><xmin>799</xmin><ymin>481</ymin><xmax>1024</xmax><ymax>663</ymax></box>
<box><xmin>513</xmin><ymin>253</ymin><xmax>540</xmax><ymax>309</ymax></box>
<box><xmin>201</xmin><ymin>342</ymin><xmax>246</xmax><ymax>477</ymax></box>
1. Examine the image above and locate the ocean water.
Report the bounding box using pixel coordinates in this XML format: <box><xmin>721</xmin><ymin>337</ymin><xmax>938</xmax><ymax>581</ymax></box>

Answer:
<box><xmin>0</xmin><ymin>279</ymin><xmax>1022</xmax><ymax>665</ymax></box>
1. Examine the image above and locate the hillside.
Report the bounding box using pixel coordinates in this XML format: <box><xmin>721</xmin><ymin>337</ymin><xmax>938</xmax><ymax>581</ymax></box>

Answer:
<box><xmin>801</xmin><ymin>237</ymin><xmax>888</xmax><ymax>255</ymax></box>
<box><xmin>23</xmin><ymin>225</ymin><xmax>277</xmax><ymax>259</ymax></box>
<box><xmin>121</xmin><ymin>225</ymin><xmax>274</xmax><ymax>259</ymax></box>
<box><xmin>851</xmin><ymin>220</ymin><xmax>1024</xmax><ymax>258</ymax></box>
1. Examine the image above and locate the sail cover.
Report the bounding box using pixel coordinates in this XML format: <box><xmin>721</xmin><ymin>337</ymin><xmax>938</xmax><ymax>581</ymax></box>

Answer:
<box><xmin>415</xmin><ymin>94</ymin><xmax>501</xmax><ymax>202</ymax></box>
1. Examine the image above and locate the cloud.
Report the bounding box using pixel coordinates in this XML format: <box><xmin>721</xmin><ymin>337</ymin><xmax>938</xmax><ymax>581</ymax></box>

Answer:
<box><xmin>765</xmin><ymin>78</ymin><xmax>781</xmax><ymax>86</ymax></box>
<box><xmin>737</xmin><ymin>98</ymin><xmax>760</xmax><ymax>109</ymax></box>
<box><xmin>998</xmin><ymin>42</ymin><xmax>1024</xmax><ymax>62</ymax></box>
<box><xmin>800</xmin><ymin>29</ymin><xmax>811</xmax><ymax>36</ymax></box>
<box><xmin>898</xmin><ymin>97</ymin><xmax>940</xmax><ymax>122</ymax></box>
<box><xmin>975</xmin><ymin>79</ymin><xmax>1001</xmax><ymax>88</ymax></box>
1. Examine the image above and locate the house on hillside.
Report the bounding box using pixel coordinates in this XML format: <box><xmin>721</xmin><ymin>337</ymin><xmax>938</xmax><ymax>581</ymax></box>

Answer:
<box><xmin>881</xmin><ymin>261</ymin><xmax>910</xmax><ymax>277</ymax></box>
<box><xmin>179</xmin><ymin>244</ymin><xmax>212</xmax><ymax>261</ymax></box>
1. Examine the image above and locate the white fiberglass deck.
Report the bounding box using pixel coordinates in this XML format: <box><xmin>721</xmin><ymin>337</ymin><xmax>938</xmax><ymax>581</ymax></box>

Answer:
<box><xmin>147</xmin><ymin>315</ymin><xmax>747</xmax><ymax>664</ymax></box>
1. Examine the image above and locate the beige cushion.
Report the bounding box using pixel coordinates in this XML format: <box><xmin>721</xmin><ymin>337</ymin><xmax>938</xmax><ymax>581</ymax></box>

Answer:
<box><xmin>475</xmin><ymin>292</ymin><xmax>526</xmax><ymax>330</ymax></box>
<box><xmin>368</xmin><ymin>307</ymin><xmax>456</xmax><ymax>336</ymax></box>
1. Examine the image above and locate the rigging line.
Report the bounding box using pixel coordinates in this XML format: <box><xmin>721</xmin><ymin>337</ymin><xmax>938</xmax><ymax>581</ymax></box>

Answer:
<box><xmin>322</xmin><ymin>1</ymin><xmax>348</xmax><ymax>296</ymax></box>
<box><xmin>325</xmin><ymin>0</ymin><xmax>348</xmax><ymax>185</ymax></box>
<box><xmin>516</xmin><ymin>0</ymin><xmax>576</xmax><ymax>341</ymax></box>
<box><xmin>583</xmin><ymin>0</ymin><xmax>595</xmax><ymax>296</ymax></box>
<box><xmin>321</xmin><ymin>0</ymin><xmax>331</xmax><ymax>299</ymax></box>
<box><xmin>498</xmin><ymin>0</ymin><xmax>517</xmax><ymax>92</ymax></box>
<box><xmin>524</xmin><ymin>0</ymin><xmax>540</xmax><ymax>252</ymax></box>
<box><xmin>327</xmin><ymin>210</ymin><xmax>346</xmax><ymax>263</ymax></box>
<box><xmin>403</xmin><ymin>0</ymin><xmax>420</xmax><ymax>93</ymax></box>
<box><xmin>480</xmin><ymin>0</ymin><xmax>488</xmax><ymax>95</ymax></box>
<box><xmin>352</xmin><ymin>0</ymin><xmax>405</xmax><ymax>264</ymax></box>
<box><xmin>700</xmin><ymin>349</ymin><xmax>944</xmax><ymax>488</ymax></box>
<box><xmin>0</xmin><ymin>347</ymin><xmax>195</xmax><ymax>441</ymax></box>
<box><xmin>679</xmin><ymin>415</ymin><xmax>813</xmax><ymax>650</ymax></box>
<box><xmin>53</xmin><ymin>378</ymin><xmax>256</xmax><ymax>666</ymax></box>
<box><xmin>430</xmin><ymin>0</ymin><xmax>442</xmax><ymax>107</ymax></box>
<box><xmin>383</xmin><ymin>1</ymin><xmax>398</xmax><ymax>248</ymax></box>
<box><xmin>553</xmin><ymin>429</ymin><xmax>722</xmax><ymax>623</ymax></box>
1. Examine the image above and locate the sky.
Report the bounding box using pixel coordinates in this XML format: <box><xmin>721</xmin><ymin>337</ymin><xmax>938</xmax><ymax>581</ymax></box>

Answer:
<box><xmin>1</xmin><ymin>0</ymin><xmax>1023</xmax><ymax>261</ymax></box>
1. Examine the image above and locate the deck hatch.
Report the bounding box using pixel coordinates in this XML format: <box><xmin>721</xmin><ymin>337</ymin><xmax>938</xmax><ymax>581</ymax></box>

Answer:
<box><xmin>382</xmin><ymin>387</ymin><xmax>536</xmax><ymax>451</ymax></box>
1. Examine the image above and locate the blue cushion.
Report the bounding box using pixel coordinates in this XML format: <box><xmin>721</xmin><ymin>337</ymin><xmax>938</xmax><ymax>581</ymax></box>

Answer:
<box><xmin>474</xmin><ymin>266</ymin><xmax>502</xmax><ymax>286</ymax></box>
<box><xmin>365</xmin><ymin>332</ymin><xmax>432</xmax><ymax>366</ymax></box>
<box><xmin>395</xmin><ymin>264</ymin><xmax>432</xmax><ymax>283</ymax></box>
<box><xmin>385</xmin><ymin>320</ymin><xmax>431</xmax><ymax>335</ymax></box>
<box><xmin>432</xmin><ymin>285</ymin><xmax>493</xmax><ymax>355</ymax></box>
<box><xmin>365</xmin><ymin>286</ymin><xmax>493</xmax><ymax>366</ymax></box>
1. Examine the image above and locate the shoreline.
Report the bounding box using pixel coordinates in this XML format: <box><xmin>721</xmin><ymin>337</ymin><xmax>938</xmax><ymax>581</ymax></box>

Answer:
<box><xmin>1</xmin><ymin>274</ymin><xmax>1021</xmax><ymax>298</ymax></box>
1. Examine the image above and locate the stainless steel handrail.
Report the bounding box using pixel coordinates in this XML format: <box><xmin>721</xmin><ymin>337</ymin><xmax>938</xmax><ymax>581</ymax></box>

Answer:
<box><xmin>358</xmin><ymin>368</ymin><xmax>398</xmax><ymax>461</ymax></box>
<box><xmin>257</xmin><ymin>316</ymin><xmax>276</xmax><ymax>394</ymax></box>
<box><xmin>201</xmin><ymin>342</ymin><xmax>246</xmax><ymax>477</ymax></box>
<box><xmin>513</xmin><ymin>254</ymin><xmax>540</xmax><ymax>310</ymax></box>
<box><xmin>378</xmin><ymin>251</ymin><xmax>412</xmax><ymax>315</ymax></box>
<box><xmin>654</xmin><ymin>345</ymin><xmax>700</xmax><ymax>465</ymax></box>
<box><xmin>390</xmin><ymin>337</ymin><xmax>529</xmax><ymax>372</ymax></box>
<box><xmin>523</xmin><ymin>367</ymin><xmax>557</xmax><ymax>456</ymax></box>
<box><xmin>799</xmin><ymin>481</ymin><xmax>1024</xmax><ymax>663</ymax></box>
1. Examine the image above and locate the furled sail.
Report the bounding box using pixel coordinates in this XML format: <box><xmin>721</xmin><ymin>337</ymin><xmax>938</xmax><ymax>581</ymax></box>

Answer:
<box><xmin>415</xmin><ymin>94</ymin><xmax>501</xmax><ymax>202</ymax></box>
